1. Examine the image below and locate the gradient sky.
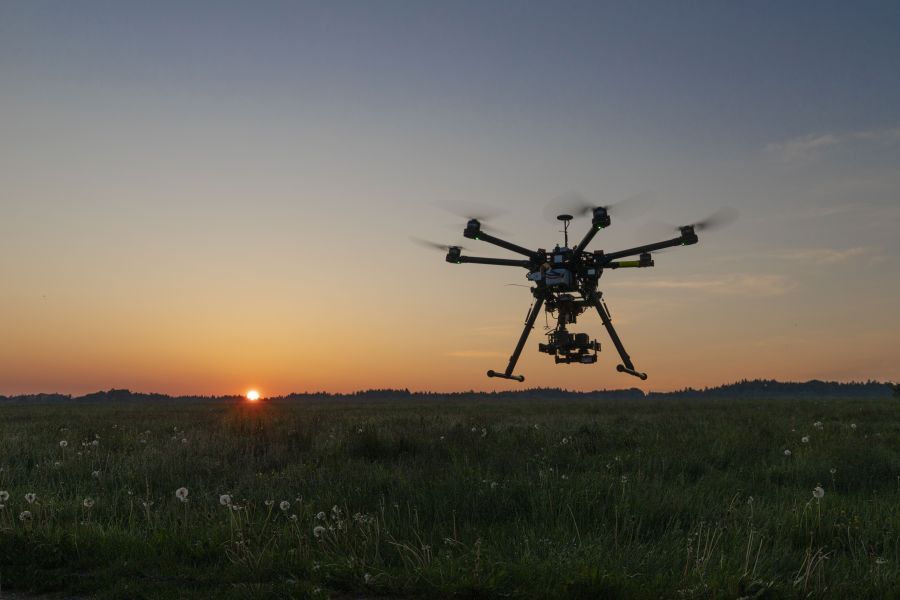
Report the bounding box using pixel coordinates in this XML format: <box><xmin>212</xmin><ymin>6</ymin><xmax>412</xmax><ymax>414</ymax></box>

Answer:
<box><xmin>2</xmin><ymin>1</ymin><xmax>899</xmax><ymax>395</ymax></box>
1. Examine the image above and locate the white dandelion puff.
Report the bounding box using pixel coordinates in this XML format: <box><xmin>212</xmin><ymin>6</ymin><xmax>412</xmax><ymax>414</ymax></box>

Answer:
<box><xmin>313</xmin><ymin>525</ymin><xmax>326</xmax><ymax>538</ymax></box>
<box><xmin>813</xmin><ymin>421</ymin><xmax>823</xmax><ymax>430</ymax></box>
<box><xmin>91</xmin><ymin>439</ymin><xmax>99</xmax><ymax>447</ymax></box>
<box><xmin>25</xmin><ymin>493</ymin><xmax>37</xmax><ymax>504</ymax></box>
<box><xmin>289</xmin><ymin>514</ymin><xmax>298</xmax><ymax>522</ymax></box>
<box><xmin>264</xmin><ymin>499</ymin><xmax>275</xmax><ymax>507</ymax></box>
<box><xmin>175</xmin><ymin>487</ymin><xmax>189</xmax><ymax>502</ymax></box>
<box><xmin>784</xmin><ymin>449</ymin><xmax>792</xmax><ymax>456</ymax></box>
<box><xmin>53</xmin><ymin>461</ymin><xmax>61</xmax><ymax>468</ymax></box>
<box><xmin>280</xmin><ymin>500</ymin><xmax>291</xmax><ymax>511</ymax></box>
<box><xmin>219</xmin><ymin>494</ymin><xmax>232</xmax><ymax>506</ymax></box>
<box><xmin>364</xmin><ymin>573</ymin><xmax>373</xmax><ymax>584</ymax></box>
<box><xmin>59</xmin><ymin>440</ymin><xmax>68</xmax><ymax>448</ymax></box>
<box><xmin>19</xmin><ymin>510</ymin><xmax>32</xmax><ymax>522</ymax></box>
<box><xmin>830</xmin><ymin>468</ymin><xmax>837</xmax><ymax>475</ymax></box>
<box><xmin>83</xmin><ymin>497</ymin><xmax>95</xmax><ymax>509</ymax></box>
<box><xmin>850</xmin><ymin>423</ymin><xmax>857</xmax><ymax>429</ymax></box>
<box><xmin>561</xmin><ymin>437</ymin><xmax>569</xmax><ymax>445</ymax></box>
<box><xmin>316</xmin><ymin>511</ymin><xmax>326</xmax><ymax>521</ymax></box>
<box><xmin>813</xmin><ymin>485</ymin><xmax>825</xmax><ymax>499</ymax></box>
<box><xmin>0</xmin><ymin>491</ymin><xmax>8</xmax><ymax>502</ymax></box>
<box><xmin>801</xmin><ymin>436</ymin><xmax>810</xmax><ymax>443</ymax></box>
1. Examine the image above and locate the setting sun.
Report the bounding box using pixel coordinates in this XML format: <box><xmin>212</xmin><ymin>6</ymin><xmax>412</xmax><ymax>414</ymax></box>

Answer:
<box><xmin>246</xmin><ymin>390</ymin><xmax>260</xmax><ymax>402</ymax></box>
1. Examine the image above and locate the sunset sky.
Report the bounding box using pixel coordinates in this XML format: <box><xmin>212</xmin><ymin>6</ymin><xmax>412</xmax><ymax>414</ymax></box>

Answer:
<box><xmin>2</xmin><ymin>2</ymin><xmax>899</xmax><ymax>395</ymax></box>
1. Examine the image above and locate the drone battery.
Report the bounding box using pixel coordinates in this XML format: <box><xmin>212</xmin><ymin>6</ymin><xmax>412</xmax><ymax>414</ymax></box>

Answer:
<box><xmin>544</xmin><ymin>268</ymin><xmax>573</xmax><ymax>287</ymax></box>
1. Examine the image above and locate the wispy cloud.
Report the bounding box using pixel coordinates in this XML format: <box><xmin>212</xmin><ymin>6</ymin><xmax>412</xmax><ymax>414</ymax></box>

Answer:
<box><xmin>610</xmin><ymin>274</ymin><xmax>795</xmax><ymax>297</ymax></box>
<box><xmin>445</xmin><ymin>350</ymin><xmax>506</xmax><ymax>359</ymax></box>
<box><xmin>775</xmin><ymin>246</ymin><xmax>883</xmax><ymax>265</ymax></box>
<box><xmin>765</xmin><ymin>127</ymin><xmax>900</xmax><ymax>163</ymax></box>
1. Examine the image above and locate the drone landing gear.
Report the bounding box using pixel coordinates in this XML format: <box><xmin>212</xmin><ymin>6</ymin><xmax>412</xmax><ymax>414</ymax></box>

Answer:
<box><xmin>589</xmin><ymin>291</ymin><xmax>648</xmax><ymax>381</ymax></box>
<box><xmin>486</xmin><ymin>295</ymin><xmax>545</xmax><ymax>383</ymax></box>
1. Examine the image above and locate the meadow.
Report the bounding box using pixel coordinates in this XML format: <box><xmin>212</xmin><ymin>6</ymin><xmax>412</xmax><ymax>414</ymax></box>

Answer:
<box><xmin>0</xmin><ymin>395</ymin><xmax>898</xmax><ymax>599</ymax></box>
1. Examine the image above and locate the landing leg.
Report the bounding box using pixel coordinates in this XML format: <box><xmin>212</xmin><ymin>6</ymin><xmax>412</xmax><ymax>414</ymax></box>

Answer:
<box><xmin>589</xmin><ymin>291</ymin><xmax>648</xmax><ymax>380</ymax></box>
<box><xmin>487</xmin><ymin>295</ymin><xmax>545</xmax><ymax>382</ymax></box>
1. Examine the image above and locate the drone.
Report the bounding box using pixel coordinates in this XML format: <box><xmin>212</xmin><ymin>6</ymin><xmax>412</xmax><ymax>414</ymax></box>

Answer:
<box><xmin>418</xmin><ymin>199</ymin><xmax>736</xmax><ymax>383</ymax></box>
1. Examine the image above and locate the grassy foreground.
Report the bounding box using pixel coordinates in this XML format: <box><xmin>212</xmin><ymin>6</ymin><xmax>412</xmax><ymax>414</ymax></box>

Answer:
<box><xmin>0</xmin><ymin>396</ymin><xmax>898</xmax><ymax>599</ymax></box>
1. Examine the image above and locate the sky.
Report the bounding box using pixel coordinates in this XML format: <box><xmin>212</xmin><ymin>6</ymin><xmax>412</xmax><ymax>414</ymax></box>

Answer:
<box><xmin>2</xmin><ymin>1</ymin><xmax>899</xmax><ymax>395</ymax></box>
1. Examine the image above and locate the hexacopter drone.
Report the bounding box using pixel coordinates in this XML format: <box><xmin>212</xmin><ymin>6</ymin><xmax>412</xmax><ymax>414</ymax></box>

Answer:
<box><xmin>422</xmin><ymin>200</ymin><xmax>735</xmax><ymax>383</ymax></box>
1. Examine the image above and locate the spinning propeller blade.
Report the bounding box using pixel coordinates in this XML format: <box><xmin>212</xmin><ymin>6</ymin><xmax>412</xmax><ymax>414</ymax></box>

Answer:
<box><xmin>637</xmin><ymin>207</ymin><xmax>739</xmax><ymax>238</ymax></box>
<box><xmin>433</xmin><ymin>202</ymin><xmax>508</xmax><ymax>234</ymax></box>
<box><xmin>409</xmin><ymin>237</ymin><xmax>466</xmax><ymax>252</ymax></box>
<box><xmin>543</xmin><ymin>191</ymin><xmax>656</xmax><ymax>221</ymax></box>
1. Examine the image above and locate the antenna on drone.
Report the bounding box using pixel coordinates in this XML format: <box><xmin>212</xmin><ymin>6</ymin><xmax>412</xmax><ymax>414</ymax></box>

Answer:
<box><xmin>557</xmin><ymin>214</ymin><xmax>573</xmax><ymax>247</ymax></box>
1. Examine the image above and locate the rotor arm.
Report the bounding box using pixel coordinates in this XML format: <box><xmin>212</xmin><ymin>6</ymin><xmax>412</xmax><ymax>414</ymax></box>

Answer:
<box><xmin>572</xmin><ymin>208</ymin><xmax>611</xmax><ymax>255</ymax></box>
<box><xmin>487</xmin><ymin>294</ymin><xmax>545</xmax><ymax>382</ymax></box>
<box><xmin>463</xmin><ymin>220</ymin><xmax>538</xmax><ymax>259</ymax></box>
<box><xmin>449</xmin><ymin>254</ymin><xmax>532</xmax><ymax>268</ymax></box>
<box><xmin>588</xmin><ymin>291</ymin><xmax>647</xmax><ymax>380</ymax></box>
<box><xmin>601</xmin><ymin>229</ymin><xmax>697</xmax><ymax>262</ymax></box>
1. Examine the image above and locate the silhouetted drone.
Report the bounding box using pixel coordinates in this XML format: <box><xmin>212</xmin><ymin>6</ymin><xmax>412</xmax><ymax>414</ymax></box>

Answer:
<box><xmin>416</xmin><ymin>197</ymin><xmax>736</xmax><ymax>383</ymax></box>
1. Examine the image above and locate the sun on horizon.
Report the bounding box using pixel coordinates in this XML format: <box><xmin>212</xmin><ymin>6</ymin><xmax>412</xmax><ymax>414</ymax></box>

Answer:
<box><xmin>246</xmin><ymin>390</ymin><xmax>260</xmax><ymax>402</ymax></box>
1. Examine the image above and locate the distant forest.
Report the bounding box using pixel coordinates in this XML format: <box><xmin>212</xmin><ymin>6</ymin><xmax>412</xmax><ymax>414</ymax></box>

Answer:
<box><xmin>2</xmin><ymin>379</ymin><xmax>898</xmax><ymax>403</ymax></box>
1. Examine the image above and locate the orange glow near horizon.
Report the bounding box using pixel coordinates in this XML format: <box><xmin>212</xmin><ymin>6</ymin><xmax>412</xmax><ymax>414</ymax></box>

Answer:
<box><xmin>246</xmin><ymin>390</ymin><xmax>260</xmax><ymax>402</ymax></box>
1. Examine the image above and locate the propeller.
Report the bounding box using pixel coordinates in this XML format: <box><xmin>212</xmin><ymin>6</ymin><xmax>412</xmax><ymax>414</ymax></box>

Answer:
<box><xmin>637</xmin><ymin>207</ymin><xmax>739</xmax><ymax>238</ymax></box>
<box><xmin>433</xmin><ymin>202</ymin><xmax>508</xmax><ymax>234</ymax></box>
<box><xmin>409</xmin><ymin>237</ymin><xmax>467</xmax><ymax>252</ymax></box>
<box><xmin>543</xmin><ymin>191</ymin><xmax>657</xmax><ymax>222</ymax></box>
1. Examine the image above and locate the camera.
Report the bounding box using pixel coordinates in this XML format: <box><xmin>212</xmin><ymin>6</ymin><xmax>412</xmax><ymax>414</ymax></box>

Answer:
<box><xmin>538</xmin><ymin>327</ymin><xmax>600</xmax><ymax>364</ymax></box>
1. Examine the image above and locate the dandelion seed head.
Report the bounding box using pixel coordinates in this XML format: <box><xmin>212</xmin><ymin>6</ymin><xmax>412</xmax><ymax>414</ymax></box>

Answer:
<box><xmin>25</xmin><ymin>493</ymin><xmax>37</xmax><ymax>504</ymax></box>
<box><xmin>19</xmin><ymin>510</ymin><xmax>32</xmax><ymax>522</ymax></box>
<box><xmin>0</xmin><ymin>491</ymin><xmax>8</xmax><ymax>502</ymax></box>
<box><xmin>830</xmin><ymin>468</ymin><xmax>837</xmax><ymax>475</ymax></box>
<box><xmin>264</xmin><ymin>499</ymin><xmax>275</xmax><ymax>507</ymax></box>
<box><xmin>850</xmin><ymin>423</ymin><xmax>857</xmax><ymax>429</ymax></box>
<box><xmin>813</xmin><ymin>485</ymin><xmax>825</xmax><ymax>499</ymax></box>
<box><xmin>801</xmin><ymin>436</ymin><xmax>810</xmax><ymax>443</ymax></box>
<box><xmin>316</xmin><ymin>511</ymin><xmax>326</xmax><ymax>521</ymax></box>
<box><xmin>83</xmin><ymin>497</ymin><xmax>95</xmax><ymax>508</ymax></box>
<box><xmin>175</xmin><ymin>487</ymin><xmax>189</xmax><ymax>502</ymax></box>
<box><xmin>280</xmin><ymin>500</ymin><xmax>290</xmax><ymax>511</ymax></box>
<box><xmin>59</xmin><ymin>440</ymin><xmax>68</xmax><ymax>448</ymax></box>
<box><xmin>219</xmin><ymin>494</ymin><xmax>232</xmax><ymax>506</ymax></box>
<box><xmin>784</xmin><ymin>449</ymin><xmax>792</xmax><ymax>456</ymax></box>
<box><xmin>313</xmin><ymin>525</ymin><xmax>326</xmax><ymax>538</ymax></box>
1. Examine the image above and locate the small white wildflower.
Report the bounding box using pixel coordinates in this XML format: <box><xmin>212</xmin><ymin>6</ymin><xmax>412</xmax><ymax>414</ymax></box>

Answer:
<box><xmin>175</xmin><ymin>487</ymin><xmax>189</xmax><ymax>502</ymax></box>
<box><xmin>784</xmin><ymin>449</ymin><xmax>792</xmax><ymax>456</ymax></box>
<box><xmin>219</xmin><ymin>494</ymin><xmax>232</xmax><ymax>506</ymax></box>
<box><xmin>0</xmin><ymin>491</ymin><xmax>8</xmax><ymax>502</ymax></box>
<box><xmin>25</xmin><ymin>493</ymin><xmax>37</xmax><ymax>504</ymax></box>
<box><xmin>59</xmin><ymin>440</ymin><xmax>68</xmax><ymax>448</ymax></box>
<box><xmin>83</xmin><ymin>497</ymin><xmax>95</xmax><ymax>509</ymax></box>
<box><xmin>313</xmin><ymin>525</ymin><xmax>326</xmax><ymax>538</ymax></box>
<box><xmin>280</xmin><ymin>500</ymin><xmax>290</xmax><ymax>511</ymax></box>
<box><xmin>813</xmin><ymin>485</ymin><xmax>825</xmax><ymax>499</ymax></box>
<box><xmin>19</xmin><ymin>510</ymin><xmax>32</xmax><ymax>522</ymax></box>
<box><xmin>801</xmin><ymin>436</ymin><xmax>810</xmax><ymax>443</ymax></box>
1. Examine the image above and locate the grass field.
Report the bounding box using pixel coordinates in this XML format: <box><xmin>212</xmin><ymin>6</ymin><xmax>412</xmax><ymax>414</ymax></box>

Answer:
<box><xmin>0</xmin><ymin>396</ymin><xmax>898</xmax><ymax>599</ymax></box>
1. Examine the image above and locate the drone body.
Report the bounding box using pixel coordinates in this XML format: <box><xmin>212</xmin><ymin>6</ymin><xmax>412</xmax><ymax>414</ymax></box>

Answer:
<box><xmin>439</xmin><ymin>205</ymin><xmax>714</xmax><ymax>383</ymax></box>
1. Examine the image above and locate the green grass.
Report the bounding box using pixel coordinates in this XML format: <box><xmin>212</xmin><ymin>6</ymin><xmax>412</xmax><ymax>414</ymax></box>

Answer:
<box><xmin>0</xmin><ymin>396</ymin><xmax>898</xmax><ymax>599</ymax></box>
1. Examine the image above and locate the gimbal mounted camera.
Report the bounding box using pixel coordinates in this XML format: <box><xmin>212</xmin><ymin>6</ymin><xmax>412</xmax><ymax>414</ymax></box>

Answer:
<box><xmin>418</xmin><ymin>200</ymin><xmax>736</xmax><ymax>383</ymax></box>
